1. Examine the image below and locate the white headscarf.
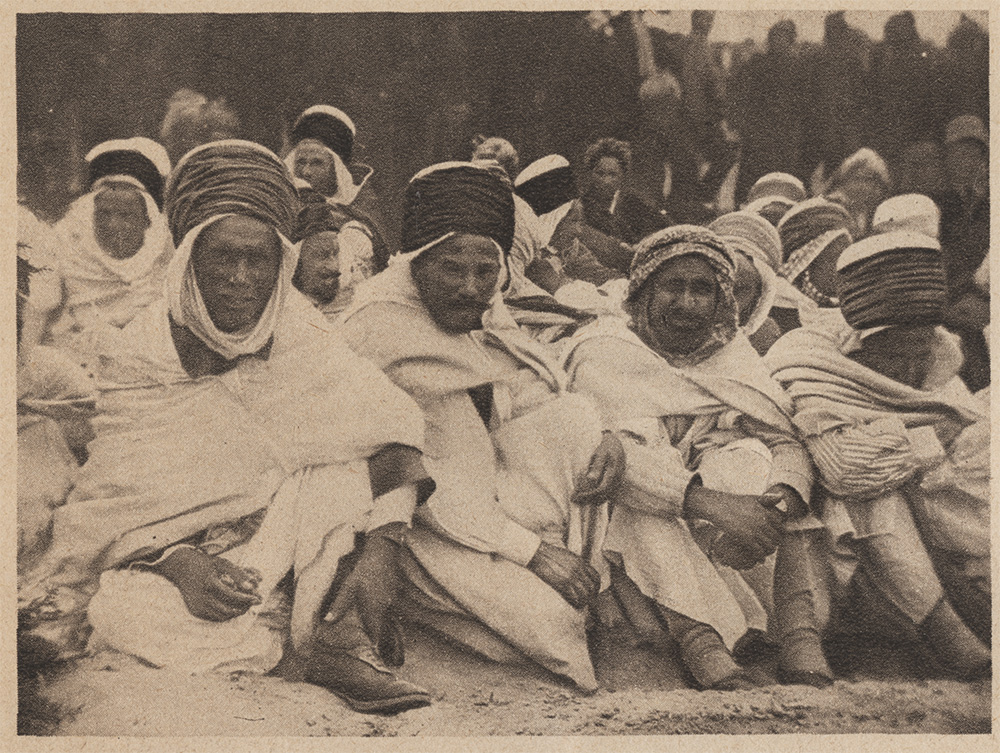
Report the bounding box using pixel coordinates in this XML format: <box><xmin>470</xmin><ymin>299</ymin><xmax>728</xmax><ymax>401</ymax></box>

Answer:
<box><xmin>165</xmin><ymin>214</ymin><xmax>300</xmax><ymax>360</ymax></box>
<box><xmin>284</xmin><ymin>139</ymin><xmax>369</xmax><ymax>206</ymax></box>
<box><xmin>56</xmin><ymin>175</ymin><xmax>173</xmax><ymax>284</ymax></box>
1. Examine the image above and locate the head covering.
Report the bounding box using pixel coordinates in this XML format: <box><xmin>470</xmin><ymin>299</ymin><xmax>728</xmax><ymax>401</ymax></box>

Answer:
<box><xmin>86</xmin><ymin>138</ymin><xmax>172</xmax><ymax>209</ymax></box>
<box><xmin>514</xmin><ymin>155</ymin><xmax>575</xmax><ymax>217</ymax></box>
<box><xmin>871</xmin><ymin>194</ymin><xmax>940</xmax><ymax>238</ymax></box>
<box><xmin>777</xmin><ymin>197</ymin><xmax>855</xmax><ymax>281</ymax></box>
<box><xmin>626</xmin><ymin>225</ymin><xmax>739</xmax><ymax>367</ymax></box>
<box><xmin>291</xmin><ymin>105</ymin><xmax>356</xmax><ymax>163</ymax></box>
<box><xmin>945</xmin><ymin>114</ymin><xmax>988</xmax><ymax>149</ymax></box>
<box><xmin>743</xmin><ymin>195</ymin><xmax>796</xmax><ymax>227</ymax></box>
<box><xmin>166</xmin><ymin>139</ymin><xmax>299</xmax><ymax>246</ymax></box>
<box><xmin>745</xmin><ymin>172</ymin><xmax>807</xmax><ymax>205</ymax></box>
<box><xmin>163</xmin><ymin>140</ymin><xmax>301</xmax><ymax>360</ymax></box>
<box><xmin>827</xmin><ymin>148</ymin><xmax>891</xmax><ymax>194</ymax></box>
<box><xmin>286</xmin><ymin>106</ymin><xmax>367</xmax><ymax>206</ymax></box>
<box><xmin>56</xmin><ymin>143</ymin><xmax>174</xmax><ymax>290</ymax></box>
<box><xmin>401</xmin><ymin>161</ymin><xmax>515</xmax><ymax>256</ymax></box>
<box><xmin>837</xmin><ymin>231</ymin><xmax>946</xmax><ymax>331</ymax></box>
<box><xmin>709</xmin><ymin>211</ymin><xmax>782</xmax><ymax>271</ymax></box>
<box><xmin>293</xmin><ymin>190</ymin><xmax>341</xmax><ymax>243</ymax></box>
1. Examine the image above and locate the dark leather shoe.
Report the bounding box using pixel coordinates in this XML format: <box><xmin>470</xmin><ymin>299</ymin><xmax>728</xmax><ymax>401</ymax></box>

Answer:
<box><xmin>303</xmin><ymin>645</ymin><xmax>431</xmax><ymax>714</ymax></box>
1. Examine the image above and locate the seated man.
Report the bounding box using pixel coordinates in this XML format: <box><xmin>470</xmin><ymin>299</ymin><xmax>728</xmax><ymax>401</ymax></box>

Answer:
<box><xmin>286</xmin><ymin>105</ymin><xmax>390</xmax><ymax>273</ymax></box>
<box><xmin>16</xmin><ymin>248</ymin><xmax>96</xmax><ymax>570</ymax></box>
<box><xmin>709</xmin><ymin>211</ymin><xmax>783</xmax><ymax>355</ymax></box>
<box><xmin>772</xmin><ymin>198</ymin><xmax>855</xmax><ymax>333</ymax></box>
<box><xmin>19</xmin><ymin>141</ymin><xmax>434</xmax><ymax>714</ymax></box>
<box><xmin>579</xmin><ymin>137</ymin><xmax>667</xmax><ymax>248</ymax></box>
<box><xmin>767</xmin><ymin>230</ymin><xmax>990</xmax><ymax>677</ymax></box>
<box><xmin>562</xmin><ymin>226</ymin><xmax>831</xmax><ymax>689</ymax></box>
<box><xmin>470</xmin><ymin>136</ymin><xmax>555</xmax><ymax>303</ymax></box>
<box><xmin>515</xmin><ymin>154</ymin><xmax>632</xmax><ymax>291</ymax></box>
<box><xmin>340</xmin><ymin>161</ymin><xmax>626</xmax><ymax>692</ymax></box>
<box><xmin>291</xmin><ymin>192</ymin><xmax>375</xmax><ymax>321</ymax></box>
<box><xmin>21</xmin><ymin>138</ymin><xmax>174</xmax><ymax>353</ymax></box>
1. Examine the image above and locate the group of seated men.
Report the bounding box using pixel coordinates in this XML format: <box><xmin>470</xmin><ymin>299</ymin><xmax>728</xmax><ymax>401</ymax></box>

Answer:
<box><xmin>17</xmin><ymin>104</ymin><xmax>990</xmax><ymax>715</ymax></box>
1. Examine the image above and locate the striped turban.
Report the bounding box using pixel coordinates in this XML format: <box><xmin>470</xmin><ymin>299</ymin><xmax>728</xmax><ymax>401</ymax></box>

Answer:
<box><xmin>165</xmin><ymin>140</ymin><xmax>300</xmax><ymax>246</ymax></box>
<box><xmin>628</xmin><ymin>225</ymin><xmax>736</xmax><ymax>302</ymax></box>
<box><xmin>626</xmin><ymin>225</ymin><xmax>739</xmax><ymax>367</ymax></box>
<box><xmin>514</xmin><ymin>155</ymin><xmax>576</xmax><ymax>216</ymax></box>
<box><xmin>837</xmin><ymin>231</ymin><xmax>946</xmax><ymax>330</ymax></box>
<box><xmin>401</xmin><ymin>161</ymin><xmax>515</xmax><ymax>255</ymax></box>
<box><xmin>777</xmin><ymin>197</ymin><xmax>855</xmax><ymax>281</ymax></box>
<box><xmin>709</xmin><ymin>210</ymin><xmax>782</xmax><ymax>271</ymax></box>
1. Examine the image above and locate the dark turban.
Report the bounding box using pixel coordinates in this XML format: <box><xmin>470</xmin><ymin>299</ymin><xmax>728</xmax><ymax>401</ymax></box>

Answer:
<box><xmin>837</xmin><ymin>231</ymin><xmax>947</xmax><ymax>330</ymax></box>
<box><xmin>89</xmin><ymin>150</ymin><xmax>167</xmax><ymax>209</ymax></box>
<box><xmin>291</xmin><ymin>107</ymin><xmax>355</xmax><ymax>163</ymax></box>
<box><xmin>164</xmin><ymin>140</ymin><xmax>300</xmax><ymax>246</ymax></box>
<box><xmin>401</xmin><ymin>162</ymin><xmax>515</xmax><ymax>255</ymax></box>
<box><xmin>293</xmin><ymin>190</ymin><xmax>341</xmax><ymax>243</ymax></box>
<box><xmin>514</xmin><ymin>155</ymin><xmax>576</xmax><ymax>216</ymax></box>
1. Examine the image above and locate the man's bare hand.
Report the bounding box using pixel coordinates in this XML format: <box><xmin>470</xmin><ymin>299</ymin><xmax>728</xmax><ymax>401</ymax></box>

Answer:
<box><xmin>685</xmin><ymin>484</ymin><xmax>784</xmax><ymax>568</ymax></box>
<box><xmin>573</xmin><ymin>432</ymin><xmax>627</xmax><ymax>505</ymax></box>
<box><xmin>528</xmin><ymin>541</ymin><xmax>601</xmax><ymax>609</ymax></box>
<box><xmin>155</xmin><ymin>547</ymin><xmax>261</xmax><ymax>622</ymax></box>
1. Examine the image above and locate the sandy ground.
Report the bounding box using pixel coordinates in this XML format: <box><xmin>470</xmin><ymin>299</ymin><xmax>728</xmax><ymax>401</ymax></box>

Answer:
<box><xmin>35</xmin><ymin>626</ymin><xmax>991</xmax><ymax>737</ymax></box>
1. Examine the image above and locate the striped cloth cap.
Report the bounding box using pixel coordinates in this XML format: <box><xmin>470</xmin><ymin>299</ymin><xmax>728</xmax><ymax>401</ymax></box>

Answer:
<box><xmin>778</xmin><ymin>198</ymin><xmax>855</xmax><ymax>259</ymax></box>
<box><xmin>709</xmin><ymin>210</ymin><xmax>782</xmax><ymax>271</ymax></box>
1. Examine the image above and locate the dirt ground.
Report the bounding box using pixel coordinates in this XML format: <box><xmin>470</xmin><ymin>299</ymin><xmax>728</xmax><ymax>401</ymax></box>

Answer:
<box><xmin>34</xmin><ymin>626</ymin><xmax>991</xmax><ymax>737</ymax></box>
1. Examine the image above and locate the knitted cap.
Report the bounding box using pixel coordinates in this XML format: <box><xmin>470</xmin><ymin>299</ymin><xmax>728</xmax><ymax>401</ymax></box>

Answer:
<box><xmin>871</xmin><ymin>194</ymin><xmax>940</xmax><ymax>239</ymax></box>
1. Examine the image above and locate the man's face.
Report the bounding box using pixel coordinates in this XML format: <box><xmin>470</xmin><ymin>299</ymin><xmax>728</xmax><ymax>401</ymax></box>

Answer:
<box><xmin>589</xmin><ymin>157</ymin><xmax>625</xmax><ymax>203</ymax></box>
<box><xmin>471</xmin><ymin>138</ymin><xmax>518</xmax><ymax>177</ymax></box>
<box><xmin>93</xmin><ymin>186</ymin><xmax>151</xmax><ymax>259</ymax></box>
<box><xmin>732</xmin><ymin>251</ymin><xmax>762</xmax><ymax>326</ymax></box>
<box><xmin>293</xmin><ymin>140</ymin><xmax>338</xmax><ymax>197</ymax></box>
<box><xmin>857</xmin><ymin>326</ymin><xmax>937</xmax><ymax>389</ymax></box>
<box><xmin>945</xmin><ymin>140</ymin><xmax>987</xmax><ymax>194</ymax></box>
<box><xmin>296</xmin><ymin>230</ymin><xmax>341</xmax><ymax>305</ymax></box>
<box><xmin>645</xmin><ymin>254</ymin><xmax>719</xmax><ymax>354</ymax></box>
<box><xmin>191</xmin><ymin>215</ymin><xmax>282</xmax><ymax>333</ymax></box>
<box><xmin>411</xmin><ymin>234</ymin><xmax>502</xmax><ymax>334</ymax></box>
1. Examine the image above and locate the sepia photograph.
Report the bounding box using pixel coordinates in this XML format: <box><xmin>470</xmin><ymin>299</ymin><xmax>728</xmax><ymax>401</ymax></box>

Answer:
<box><xmin>11</xmin><ymin>5</ymin><xmax>993</xmax><ymax>745</ymax></box>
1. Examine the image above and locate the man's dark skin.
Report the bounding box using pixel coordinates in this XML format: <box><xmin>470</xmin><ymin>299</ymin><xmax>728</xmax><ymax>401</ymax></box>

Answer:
<box><xmin>153</xmin><ymin>215</ymin><xmax>405</xmax><ymax>635</ymax></box>
<box><xmin>636</xmin><ymin>255</ymin><xmax>793</xmax><ymax>568</ymax></box>
<box><xmin>410</xmin><ymin>233</ymin><xmax>626</xmax><ymax>609</ymax></box>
